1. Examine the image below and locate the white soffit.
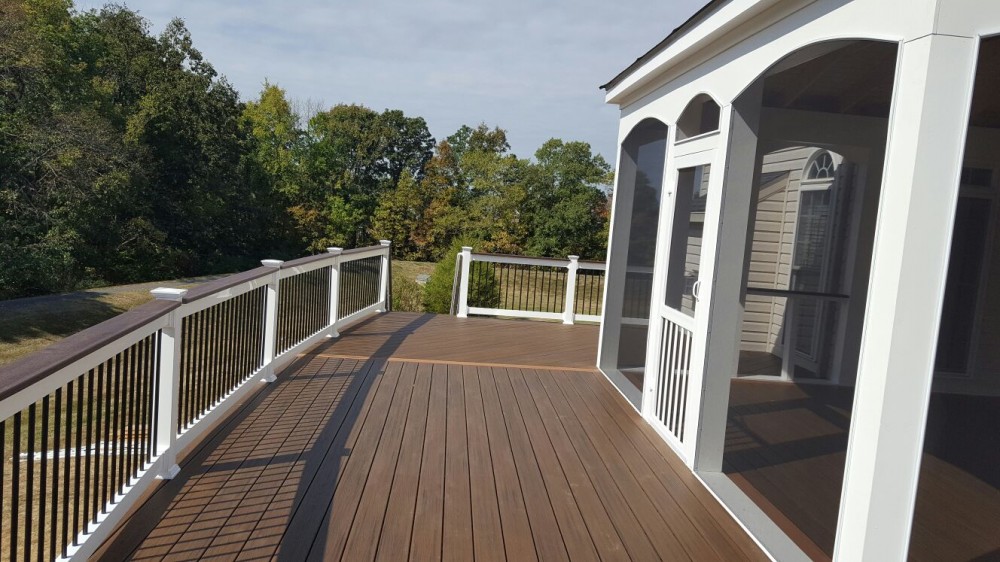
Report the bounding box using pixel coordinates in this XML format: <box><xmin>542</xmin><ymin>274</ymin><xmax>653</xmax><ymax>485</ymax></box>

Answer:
<box><xmin>604</xmin><ymin>0</ymin><xmax>803</xmax><ymax>105</ymax></box>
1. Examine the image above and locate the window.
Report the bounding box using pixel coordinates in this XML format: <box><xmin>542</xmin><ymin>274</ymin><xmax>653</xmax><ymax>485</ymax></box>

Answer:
<box><xmin>806</xmin><ymin>151</ymin><xmax>836</xmax><ymax>180</ymax></box>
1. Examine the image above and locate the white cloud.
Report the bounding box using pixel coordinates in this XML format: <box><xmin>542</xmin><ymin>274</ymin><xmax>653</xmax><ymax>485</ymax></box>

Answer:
<box><xmin>73</xmin><ymin>0</ymin><xmax>707</xmax><ymax>161</ymax></box>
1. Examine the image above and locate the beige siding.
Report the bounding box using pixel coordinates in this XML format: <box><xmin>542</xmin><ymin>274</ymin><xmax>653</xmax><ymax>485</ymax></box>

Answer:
<box><xmin>739</xmin><ymin>148</ymin><xmax>816</xmax><ymax>354</ymax></box>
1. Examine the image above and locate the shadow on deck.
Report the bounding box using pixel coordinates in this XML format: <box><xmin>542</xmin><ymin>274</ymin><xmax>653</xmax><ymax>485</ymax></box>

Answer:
<box><xmin>95</xmin><ymin>313</ymin><xmax>765</xmax><ymax>561</ymax></box>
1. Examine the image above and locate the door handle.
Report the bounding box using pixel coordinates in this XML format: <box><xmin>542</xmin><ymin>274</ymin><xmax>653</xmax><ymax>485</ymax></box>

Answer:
<box><xmin>692</xmin><ymin>279</ymin><xmax>702</xmax><ymax>301</ymax></box>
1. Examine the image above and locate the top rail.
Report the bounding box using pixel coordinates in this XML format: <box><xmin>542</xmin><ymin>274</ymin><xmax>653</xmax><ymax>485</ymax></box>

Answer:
<box><xmin>0</xmin><ymin>299</ymin><xmax>178</xmax><ymax>403</ymax></box>
<box><xmin>456</xmin><ymin>250</ymin><xmax>606</xmax><ymax>324</ymax></box>
<box><xmin>182</xmin><ymin>266</ymin><xmax>274</xmax><ymax>304</ymax></box>
<box><xmin>469</xmin><ymin>252</ymin><xmax>606</xmax><ymax>270</ymax></box>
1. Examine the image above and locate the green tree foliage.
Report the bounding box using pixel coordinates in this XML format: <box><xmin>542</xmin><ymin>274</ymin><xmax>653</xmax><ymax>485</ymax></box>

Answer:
<box><xmin>0</xmin><ymin>1</ymin><xmax>613</xmax><ymax>301</ymax></box>
<box><xmin>423</xmin><ymin>238</ymin><xmax>499</xmax><ymax>314</ymax></box>
<box><xmin>299</xmin><ymin>104</ymin><xmax>434</xmax><ymax>250</ymax></box>
<box><xmin>524</xmin><ymin>139</ymin><xmax>614</xmax><ymax>258</ymax></box>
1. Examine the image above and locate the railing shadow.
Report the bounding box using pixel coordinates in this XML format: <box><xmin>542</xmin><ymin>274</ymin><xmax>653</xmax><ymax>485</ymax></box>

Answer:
<box><xmin>274</xmin><ymin>312</ymin><xmax>433</xmax><ymax>560</ymax></box>
<box><xmin>98</xmin><ymin>312</ymin><xmax>433</xmax><ymax>560</ymax></box>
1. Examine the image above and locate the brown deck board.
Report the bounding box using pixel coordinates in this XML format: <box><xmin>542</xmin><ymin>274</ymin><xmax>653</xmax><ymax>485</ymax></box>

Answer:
<box><xmin>478</xmin><ymin>367</ymin><xmax>541</xmax><ymax>562</ymax></box>
<box><xmin>269</xmin><ymin>358</ymin><xmax>388</xmax><ymax>560</ymax></box>
<box><xmin>96</xmin><ymin>313</ymin><xmax>765</xmax><ymax>562</ymax></box>
<box><xmin>537</xmin><ymin>369</ymin><xmax>693</xmax><ymax>560</ymax></box>
<box><xmin>376</xmin><ymin>362</ymin><xmax>432</xmax><ymax>561</ymax></box>
<box><xmin>409</xmin><ymin>364</ymin><xmax>448</xmax><ymax>561</ymax></box>
<box><xmin>312</xmin><ymin>312</ymin><xmax>598</xmax><ymax>370</ymax></box>
<box><xmin>307</xmin><ymin>361</ymin><xmax>408</xmax><ymax>561</ymax></box>
<box><xmin>575</xmin><ymin>372</ymin><xmax>769</xmax><ymax>561</ymax></box>
<box><xmin>440</xmin><ymin>364</ymin><xmax>474</xmax><ymax>562</ymax></box>
<box><xmin>493</xmin><ymin>367</ymin><xmax>595</xmax><ymax>562</ymax></box>
<box><xmin>338</xmin><ymin>361</ymin><xmax>419</xmax><ymax>561</ymax></box>
<box><xmin>526</xmin><ymin>369</ymin><xmax>661</xmax><ymax>561</ymax></box>
<box><xmin>564</xmin><ymin>370</ymin><xmax>760</xmax><ymax>561</ymax></box>
<box><xmin>507</xmin><ymin>369</ymin><xmax>621</xmax><ymax>562</ymax></box>
<box><xmin>463</xmin><ymin>365</ymin><xmax>507</xmax><ymax>562</ymax></box>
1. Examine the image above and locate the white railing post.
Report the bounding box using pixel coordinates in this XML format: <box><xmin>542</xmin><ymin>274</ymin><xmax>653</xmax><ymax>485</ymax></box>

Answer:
<box><xmin>150</xmin><ymin>287</ymin><xmax>186</xmax><ymax>480</ymax></box>
<box><xmin>563</xmin><ymin>255</ymin><xmax>580</xmax><ymax>325</ymax></box>
<box><xmin>261</xmin><ymin>259</ymin><xmax>283</xmax><ymax>383</ymax></box>
<box><xmin>378</xmin><ymin>240</ymin><xmax>391</xmax><ymax>312</ymax></box>
<box><xmin>327</xmin><ymin>247</ymin><xmax>343</xmax><ymax>337</ymax></box>
<box><xmin>457</xmin><ymin>246</ymin><xmax>473</xmax><ymax>318</ymax></box>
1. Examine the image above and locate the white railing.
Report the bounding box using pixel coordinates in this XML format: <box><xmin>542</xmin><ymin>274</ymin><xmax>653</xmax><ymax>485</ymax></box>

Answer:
<box><xmin>454</xmin><ymin>247</ymin><xmax>606</xmax><ymax>324</ymax></box>
<box><xmin>0</xmin><ymin>241</ymin><xmax>392</xmax><ymax>562</ymax></box>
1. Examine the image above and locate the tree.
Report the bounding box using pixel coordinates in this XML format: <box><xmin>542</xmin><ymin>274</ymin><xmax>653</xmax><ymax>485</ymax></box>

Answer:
<box><xmin>242</xmin><ymin>82</ymin><xmax>303</xmax><ymax>255</ymax></box>
<box><xmin>412</xmin><ymin>140</ymin><xmax>466</xmax><ymax>260</ymax></box>
<box><xmin>299</xmin><ymin>104</ymin><xmax>434</xmax><ymax>250</ymax></box>
<box><xmin>446</xmin><ymin>123</ymin><xmax>509</xmax><ymax>160</ymax></box>
<box><xmin>524</xmin><ymin>139</ymin><xmax>613</xmax><ymax>259</ymax></box>
<box><xmin>370</xmin><ymin>170</ymin><xmax>424</xmax><ymax>258</ymax></box>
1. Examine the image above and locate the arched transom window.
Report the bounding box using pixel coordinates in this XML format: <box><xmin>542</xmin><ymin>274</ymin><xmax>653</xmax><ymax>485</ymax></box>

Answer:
<box><xmin>806</xmin><ymin>151</ymin><xmax>836</xmax><ymax>180</ymax></box>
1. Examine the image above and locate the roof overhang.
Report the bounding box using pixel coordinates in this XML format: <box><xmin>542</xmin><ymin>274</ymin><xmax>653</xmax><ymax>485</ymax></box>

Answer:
<box><xmin>601</xmin><ymin>0</ymin><xmax>795</xmax><ymax>106</ymax></box>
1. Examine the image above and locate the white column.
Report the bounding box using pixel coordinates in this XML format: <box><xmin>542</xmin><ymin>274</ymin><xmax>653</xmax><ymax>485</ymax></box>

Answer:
<box><xmin>378</xmin><ymin>240</ymin><xmax>391</xmax><ymax>312</ymax></box>
<box><xmin>457</xmin><ymin>246</ymin><xmax>473</xmax><ymax>318</ymax></box>
<box><xmin>150</xmin><ymin>287</ymin><xmax>186</xmax><ymax>480</ymax></box>
<box><xmin>260</xmin><ymin>259</ymin><xmax>283</xmax><ymax>383</ymax></box>
<box><xmin>563</xmin><ymin>256</ymin><xmax>580</xmax><ymax>324</ymax></box>
<box><xmin>695</xmin><ymin>92</ymin><xmax>762</xmax><ymax>472</ymax></box>
<box><xmin>835</xmin><ymin>34</ymin><xmax>977</xmax><ymax>562</ymax></box>
<box><xmin>327</xmin><ymin>247</ymin><xmax>343</xmax><ymax>337</ymax></box>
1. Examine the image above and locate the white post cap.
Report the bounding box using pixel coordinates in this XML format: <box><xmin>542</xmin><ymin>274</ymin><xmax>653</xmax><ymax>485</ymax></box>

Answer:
<box><xmin>568</xmin><ymin>255</ymin><xmax>580</xmax><ymax>261</ymax></box>
<box><xmin>150</xmin><ymin>287</ymin><xmax>188</xmax><ymax>301</ymax></box>
<box><xmin>327</xmin><ymin>247</ymin><xmax>343</xmax><ymax>255</ymax></box>
<box><xmin>461</xmin><ymin>246</ymin><xmax>473</xmax><ymax>252</ymax></box>
<box><xmin>261</xmin><ymin>259</ymin><xmax>284</xmax><ymax>268</ymax></box>
<box><xmin>379</xmin><ymin>239</ymin><xmax>392</xmax><ymax>247</ymax></box>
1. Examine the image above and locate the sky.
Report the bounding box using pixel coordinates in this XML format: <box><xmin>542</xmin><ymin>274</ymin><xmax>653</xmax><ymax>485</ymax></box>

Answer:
<box><xmin>74</xmin><ymin>0</ymin><xmax>707</xmax><ymax>163</ymax></box>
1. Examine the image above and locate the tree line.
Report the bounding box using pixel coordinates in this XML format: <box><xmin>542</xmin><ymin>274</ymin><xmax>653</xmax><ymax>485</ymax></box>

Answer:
<box><xmin>0</xmin><ymin>0</ymin><xmax>613</xmax><ymax>300</ymax></box>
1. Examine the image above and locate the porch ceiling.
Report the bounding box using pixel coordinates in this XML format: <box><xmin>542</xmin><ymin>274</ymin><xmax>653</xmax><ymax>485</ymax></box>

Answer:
<box><xmin>970</xmin><ymin>36</ymin><xmax>1000</xmax><ymax>129</ymax></box>
<box><xmin>761</xmin><ymin>41</ymin><xmax>897</xmax><ymax>119</ymax></box>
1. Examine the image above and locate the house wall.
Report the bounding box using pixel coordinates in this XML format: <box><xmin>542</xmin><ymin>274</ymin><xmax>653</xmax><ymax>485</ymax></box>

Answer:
<box><xmin>739</xmin><ymin>147</ymin><xmax>819</xmax><ymax>353</ymax></box>
<box><xmin>680</xmin><ymin>166</ymin><xmax>713</xmax><ymax>316</ymax></box>
<box><xmin>599</xmin><ymin>0</ymin><xmax>1000</xmax><ymax>559</ymax></box>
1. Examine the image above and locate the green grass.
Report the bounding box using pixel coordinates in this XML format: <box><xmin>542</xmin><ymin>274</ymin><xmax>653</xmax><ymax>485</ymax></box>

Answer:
<box><xmin>0</xmin><ymin>292</ymin><xmax>152</xmax><ymax>367</ymax></box>
<box><xmin>392</xmin><ymin>261</ymin><xmax>435</xmax><ymax>313</ymax></box>
<box><xmin>0</xmin><ymin>262</ymin><xmax>438</xmax><ymax>367</ymax></box>
<box><xmin>0</xmin><ymin>277</ymin><xmax>218</xmax><ymax>367</ymax></box>
<box><xmin>0</xmin><ymin>259</ymin><xmax>599</xmax><ymax>368</ymax></box>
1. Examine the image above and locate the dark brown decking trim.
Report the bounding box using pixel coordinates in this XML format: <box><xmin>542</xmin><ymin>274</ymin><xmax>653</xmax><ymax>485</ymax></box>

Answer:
<box><xmin>310</xmin><ymin>353</ymin><xmax>598</xmax><ymax>373</ymax></box>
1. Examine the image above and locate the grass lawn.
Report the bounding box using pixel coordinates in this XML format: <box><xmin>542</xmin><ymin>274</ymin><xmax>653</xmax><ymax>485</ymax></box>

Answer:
<box><xmin>391</xmin><ymin>260</ymin><xmax>436</xmax><ymax>313</ymax></box>
<box><xmin>0</xmin><ymin>259</ymin><xmax>602</xmax><ymax>368</ymax></box>
<box><xmin>0</xmin><ymin>262</ymin><xmax>439</xmax><ymax>368</ymax></box>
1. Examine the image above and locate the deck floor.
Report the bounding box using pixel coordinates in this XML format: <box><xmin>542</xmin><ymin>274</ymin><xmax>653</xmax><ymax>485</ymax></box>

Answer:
<box><xmin>96</xmin><ymin>313</ymin><xmax>765</xmax><ymax>561</ymax></box>
<box><xmin>724</xmin><ymin>378</ymin><xmax>1000</xmax><ymax>561</ymax></box>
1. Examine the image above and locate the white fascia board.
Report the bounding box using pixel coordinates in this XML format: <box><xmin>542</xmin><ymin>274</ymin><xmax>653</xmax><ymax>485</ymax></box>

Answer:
<box><xmin>604</xmin><ymin>0</ymin><xmax>792</xmax><ymax>105</ymax></box>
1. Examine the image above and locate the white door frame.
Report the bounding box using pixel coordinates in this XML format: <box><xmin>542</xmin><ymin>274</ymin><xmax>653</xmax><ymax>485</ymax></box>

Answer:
<box><xmin>642</xmin><ymin>125</ymin><xmax>727</xmax><ymax>463</ymax></box>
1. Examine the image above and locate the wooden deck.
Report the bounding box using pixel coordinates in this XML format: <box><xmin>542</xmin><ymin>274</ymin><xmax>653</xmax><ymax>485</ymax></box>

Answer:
<box><xmin>95</xmin><ymin>313</ymin><xmax>765</xmax><ymax>561</ymax></box>
<box><xmin>724</xmin><ymin>378</ymin><xmax>1000</xmax><ymax>561</ymax></box>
